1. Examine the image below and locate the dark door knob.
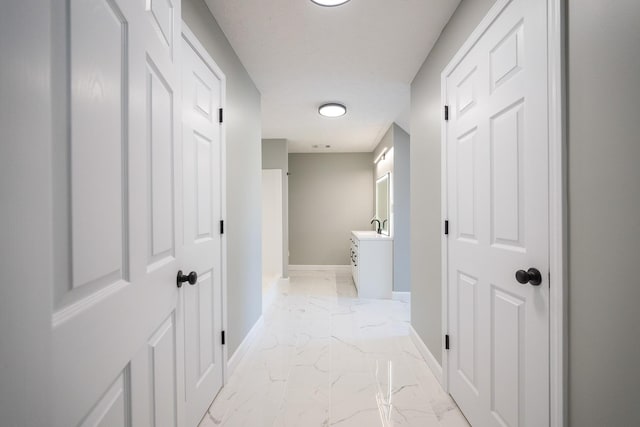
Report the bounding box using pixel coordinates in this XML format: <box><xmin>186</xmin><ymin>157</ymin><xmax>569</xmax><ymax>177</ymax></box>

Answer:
<box><xmin>515</xmin><ymin>268</ymin><xmax>542</xmax><ymax>286</ymax></box>
<box><xmin>177</xmin><ymin>270</ymin><xmax>198</xmax><ymax>288</ymax></box>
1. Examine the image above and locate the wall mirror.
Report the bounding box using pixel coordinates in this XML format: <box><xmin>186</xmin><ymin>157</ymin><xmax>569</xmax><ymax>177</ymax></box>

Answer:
<box><xmin>375</xmin><ymin>173</ymin><xmax>390</xmax><ymax>235</ymax></box>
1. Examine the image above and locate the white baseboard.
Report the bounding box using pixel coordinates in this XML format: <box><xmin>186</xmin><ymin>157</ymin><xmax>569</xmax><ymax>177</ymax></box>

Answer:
<box><xmin>288</xmin><ymin>265</ymin><xmax>350</xmax><ymax>272</ymax></box>
<box><xmin>392</xmin><ymin>291</ymin><xmax>411</xmax><ymax>303</ymax></box>
<box><xmin>262</xmin><ymin>276</ymin><xmax>288</xmax><ymax>314</ymax></box>
<box><xmin>226</xmin><ymin>315</ymin><xmax>264</xmax><ymax>380</ymax></box>
<box><xmin>410</xmin><ymin>324</ymin><xmax>443</xmax><ymax>385</ymax></box>
<box><xmin>278</xmin><ymin>277</ymin><xmax>290</xmax><ymax>287</ymax></box>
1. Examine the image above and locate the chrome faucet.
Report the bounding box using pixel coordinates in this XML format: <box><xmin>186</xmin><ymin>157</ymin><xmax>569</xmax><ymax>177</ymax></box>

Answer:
<box><xmin>371</xmin><ymin>219</ymin><xmax>382</xmax><ymax>234</ymax></box>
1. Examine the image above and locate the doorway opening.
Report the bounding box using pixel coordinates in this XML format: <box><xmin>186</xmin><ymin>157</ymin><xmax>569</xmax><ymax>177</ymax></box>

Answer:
<box><xmin>262</xmin><ymin>169</ymin><xmax>284</xmax><ymax>311</ymax></box>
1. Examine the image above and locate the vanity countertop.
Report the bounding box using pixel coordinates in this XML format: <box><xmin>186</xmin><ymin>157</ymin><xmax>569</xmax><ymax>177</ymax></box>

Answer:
<box><xmin>352</xmin><ymin>230</ymin><xmax>393</xmax><ymax>241</ymax></box>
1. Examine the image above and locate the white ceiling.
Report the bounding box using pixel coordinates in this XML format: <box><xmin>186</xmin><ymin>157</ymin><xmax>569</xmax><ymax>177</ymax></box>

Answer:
<box><xmin>205</xmin><ymin>0</ymin><xmax>461</xmax><ymax>153</ymax></box>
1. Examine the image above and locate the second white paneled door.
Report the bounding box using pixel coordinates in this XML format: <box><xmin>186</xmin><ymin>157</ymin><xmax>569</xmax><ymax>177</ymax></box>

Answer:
<box><xmin>182</xmin><ymin>29</ymin><xmax>226</xmax><ymax>427</ymax></box>
<box><xmin>444</xmin><ymin>0</ymin><xmax>550</xmax><ymax>426</ymax></box>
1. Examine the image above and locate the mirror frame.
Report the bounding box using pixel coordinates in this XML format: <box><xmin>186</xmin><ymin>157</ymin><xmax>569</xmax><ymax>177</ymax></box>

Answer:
<box><xmin>375</xmin><ymin>172</ymin><xmax>391</xmax><ymax>236</ymax></box>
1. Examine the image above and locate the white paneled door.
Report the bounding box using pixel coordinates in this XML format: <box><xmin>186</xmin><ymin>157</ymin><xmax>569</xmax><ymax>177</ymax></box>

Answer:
<box><xmin>51</xmin><ymin>0</ymin><xmax>184</xmax><ymax>426</ymax></box>
<box><xmin>181</xmin><ymin>31</ymin><xmax>226</xmax><ymax>427</ymax></box>
<box><xmin>445</xmin><ymin>0</ymin><xmax>549</xmax><ymax>426</ymax></box>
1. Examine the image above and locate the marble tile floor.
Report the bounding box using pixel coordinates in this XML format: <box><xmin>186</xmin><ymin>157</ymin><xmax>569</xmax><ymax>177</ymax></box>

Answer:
<box><xmin>200</xmin><ymin>269</ymin><xmax>470</xmax><ymax>427</ymax></box>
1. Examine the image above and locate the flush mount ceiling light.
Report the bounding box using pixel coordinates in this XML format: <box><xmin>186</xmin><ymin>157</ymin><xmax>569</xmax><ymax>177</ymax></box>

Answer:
<box><xmin>318</xmin><ymin>103</ymin><xmax>347</xmax><ymax>118</ymax></box>
<box><xmin>310</xmin><ymin>0</ymin><xmax>351</xmax><ymax>7</ymax></box>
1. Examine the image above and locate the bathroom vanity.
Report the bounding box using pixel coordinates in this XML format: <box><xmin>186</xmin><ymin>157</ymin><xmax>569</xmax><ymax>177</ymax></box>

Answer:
<box><xmin>350</xmin><ymin>231</ymin><xmax>393</xmax><ymax>299</ymax></box>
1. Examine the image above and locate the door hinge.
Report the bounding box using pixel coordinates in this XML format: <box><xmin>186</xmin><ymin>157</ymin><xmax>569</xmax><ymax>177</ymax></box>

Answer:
<box><xmin>444</xmin><ymin>105</ymin><xmax>449</xmax><ymax>121</ymax></box>
<box><xmin>445</xmin><ymin>334</ymin><xmax>450</xmax><ymax>350</ymax></box>
<box><xmin>219</xmin><ymin>108</ymin><xmax>223</xmax><ymax>124</ymax></box>
<box><xmin>221</xmin><ymin>330</ymin><xmax>226</xmax><ymax>345</ymax></box>
<box><xmin>220</xmin><ymin>220</ymin><xmax>224</xmax><ymax>235</ymax></box>
<box><xmin>444</xmin><ymin>220</ymin><xmax>449</xmax><ymax>235</ymax></box>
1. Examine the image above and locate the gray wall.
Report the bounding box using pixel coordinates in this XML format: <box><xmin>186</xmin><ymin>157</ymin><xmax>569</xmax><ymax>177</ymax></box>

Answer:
<box><xmin>410</xmin><ymin>0</ymin><xmax>496</xmax><ymax>364</ymax></box>
<box><xmin>567</xmin><ymin>1</ymin><xmax>640</xmax><ymax>424</ymax></box>
<box><xmin>262</xmin><ymin>139</ymin><xmax>289</xmax><ymax>278</ymax></box>
<box><xmin>183</xmin><ymin>0</ymin><xmax>262</xmax><ymax>357</ymax></box>
<box><xmin>372</xmin><ymin>124</ymin><xmax>411</xmax><ymax>292</ymax></box>
<box><xmin>393</xmin><ymin>126</ymin><xmax>411</xmax><ymax>293</ymax></box>
<box><xmin>289</xmin><ymin>153</ymin><xmax>373</xmax><ymax>265</ymax></box>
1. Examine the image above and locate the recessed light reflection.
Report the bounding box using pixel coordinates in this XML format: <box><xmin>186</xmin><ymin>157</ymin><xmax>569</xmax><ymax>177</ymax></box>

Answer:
<box><xmin>310</xmin><ymin>0</ymin><xmax>351</xmax><ymax>7</ymax></box>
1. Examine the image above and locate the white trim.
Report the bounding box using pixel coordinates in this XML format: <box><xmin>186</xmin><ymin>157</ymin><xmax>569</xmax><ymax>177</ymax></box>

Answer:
<box><xmin>409</xmin><ymin>325</ymin><xmax>443</xmax><ymax>385</ymax></box>
<box><xmin>181</xmin><ymin>24</ymin><xmax>226</xmax><ymax>87</ymax></box>
<box><xmin>440</xmin><ymin>0</ymin><xmax>566</xmax><ymax>425</ymax></box>
<box><xmin>226</xmin><ymin>316</ymin><xmax>264</xmax><ymax>379</ymax></box>
<box><xmin>288</xmin><ymin>265</ymin><xmax>351</xmax><ymax>272</ymax></box>
<box><xmin>181</xmin><ymin>22</ymin><xmax>230</xmax><ymax>383</ymax></box>
<box><xmin>548</xmin><ymin>0</ymin><xmax>567</xmax><ymax>425</ymax></box>
<box><xmin>441</xmin><ymin>0</ymin><xmax>514</xmax><ymax>79</ymax></box>
<box><xmin>440</xmin><ymin>48</ymin><xmax>450</xmax><ymax>393</ymax></box>
<box><xmin>391</xmin><ymin>291</ymin><xmax>410</xmax><ymax>303</ymax></box>
<box><xmin>52</xmin><ymin>280</ymin><xmax>130</xmax><ymax>327</ymax></box>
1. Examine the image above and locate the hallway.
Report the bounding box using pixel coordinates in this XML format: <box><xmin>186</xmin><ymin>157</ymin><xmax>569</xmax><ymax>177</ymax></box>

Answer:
<box><xmin>200</xmin><ymin>270</ymin><xmax>469</xmax><ymax>426</ymax></box>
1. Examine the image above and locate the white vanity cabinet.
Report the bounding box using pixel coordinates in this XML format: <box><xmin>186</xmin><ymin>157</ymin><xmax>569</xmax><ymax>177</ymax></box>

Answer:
<box><xmin>350</xmin><ymin>231</ymin><xmax>393</xmax><ymax>299</ymax></box>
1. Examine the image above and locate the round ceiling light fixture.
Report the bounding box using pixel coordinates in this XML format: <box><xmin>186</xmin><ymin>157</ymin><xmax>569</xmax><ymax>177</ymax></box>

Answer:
<box><xmin>318</xmin><ymin>103</ymin><xmax>347</xmax><ymax>118</ymax></box>
<box><xmin>310</xmin><ymin>0</ymin><xmax>351</xmax><ymax>6</ymax></box>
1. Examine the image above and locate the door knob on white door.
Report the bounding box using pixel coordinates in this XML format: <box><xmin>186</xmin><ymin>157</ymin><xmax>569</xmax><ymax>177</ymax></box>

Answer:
<box><xmin>515</xmin><ymin>268</ymin><xmax>542</xmax><ymax>286</ymax></box>
<box><xmin>177</xmin><ymin>270</ymin><xmax>198</xmax><ymax>288</ymax></box>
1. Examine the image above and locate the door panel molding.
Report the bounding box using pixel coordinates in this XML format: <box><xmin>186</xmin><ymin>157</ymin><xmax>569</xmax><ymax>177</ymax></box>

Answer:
<box><xmin>147</xmin><ymin>313</ymin><xmax>178</xmax><ymax>427</ymax></box>
<box><xmin>79</xmin><ymin>368</ymin><xmax>131</xmax><ymax>427</ymax></box>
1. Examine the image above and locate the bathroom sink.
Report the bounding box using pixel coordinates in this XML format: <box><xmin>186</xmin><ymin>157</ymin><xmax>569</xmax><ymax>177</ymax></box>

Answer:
<box><xmin>352</xmin><ymin>230</ymin><xmax>392</xmax><ymax>240</ymax></box>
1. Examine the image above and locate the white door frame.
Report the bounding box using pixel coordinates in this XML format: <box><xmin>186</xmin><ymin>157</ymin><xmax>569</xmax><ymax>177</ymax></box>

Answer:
<box><xmin>181</xmin><ymin>23</ymin><xmax>230</xmax><ymax>384</ymax></box>
<box><xmin>439</xmin><ymin>0</ymin><xmax>567</xmax><ymax>426</ymax></box>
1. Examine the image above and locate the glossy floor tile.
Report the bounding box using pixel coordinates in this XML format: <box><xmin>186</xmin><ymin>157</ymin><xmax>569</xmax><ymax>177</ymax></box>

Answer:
<box><xmin>200</xmin><ymin>269</ymin><xmax>469</xmax><ymax>427</ymax></box>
